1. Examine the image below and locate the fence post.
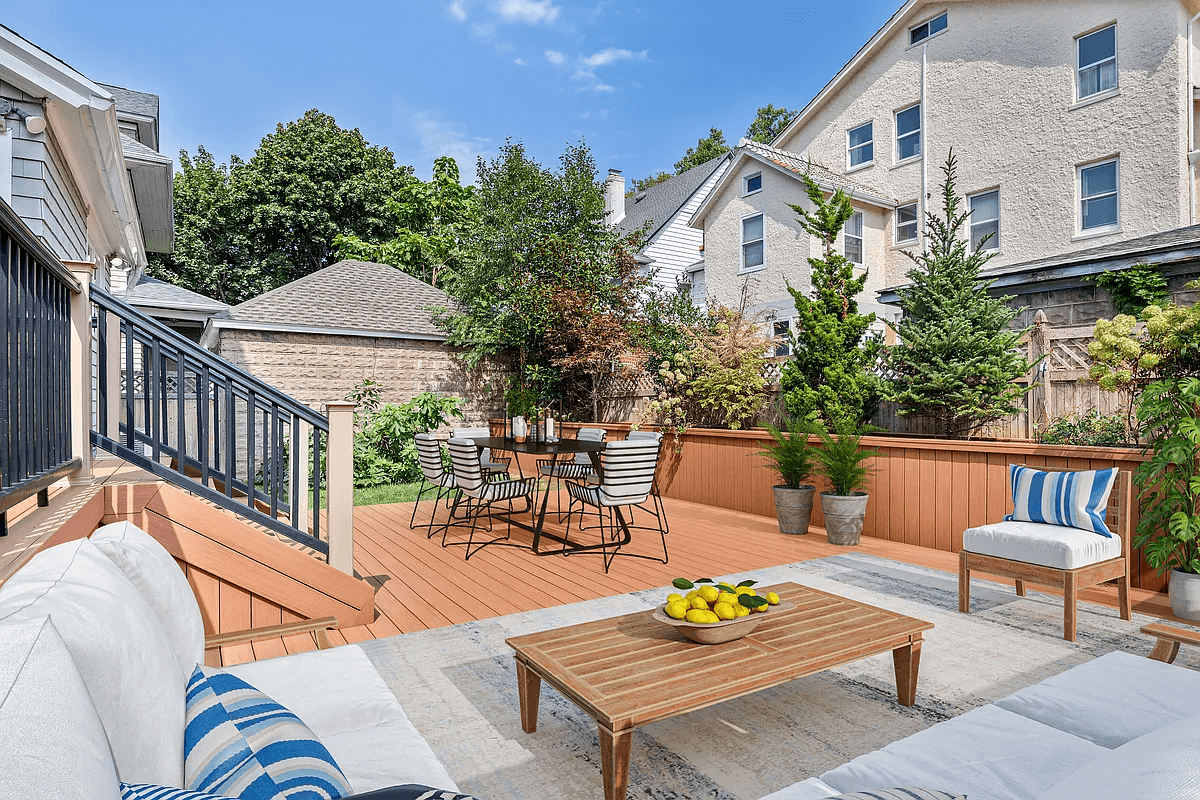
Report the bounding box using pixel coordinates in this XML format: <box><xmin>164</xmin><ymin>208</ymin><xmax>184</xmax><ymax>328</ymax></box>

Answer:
<box><xmin>324</xmin><ymin>401</ymin><xmax>356</xmax><ymax>574</ymax></box>
<box><xmin>67</xmin><ymin>262</ymin><xmax>94</xmax><ymax>484</ymax></box>
<box><xmin>1027</xmin><ymin>309</ymin><xmax>1050</xmax><ymax>438</ymax></box>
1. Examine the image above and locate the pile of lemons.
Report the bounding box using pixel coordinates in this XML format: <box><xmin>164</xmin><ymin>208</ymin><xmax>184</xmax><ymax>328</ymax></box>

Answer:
<box><xmin>663</xmin><ymin>578</ymin><xmax>780</xmax><ymax>624</ymax></box>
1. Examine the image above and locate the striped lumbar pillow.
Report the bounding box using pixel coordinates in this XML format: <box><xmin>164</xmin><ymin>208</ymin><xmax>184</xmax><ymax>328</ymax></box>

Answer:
<box><xmin>1005</xmin><ymin>464</ymin><xmax>1118</xmax><ymax>537</ymax></box>
<box><xmin>823</xmin><ymin>790</ymin><xmax>965</xmax><ymax>800</ymax></box>
<box><xmin>122</xmin><ymin>784</ymin><xmax>235</xmax><ymax>800</ymax></box>
<box><xmin>184</xmin><ymin>666</ymin><xmax>352</xmax><ymax>800</ymax></box>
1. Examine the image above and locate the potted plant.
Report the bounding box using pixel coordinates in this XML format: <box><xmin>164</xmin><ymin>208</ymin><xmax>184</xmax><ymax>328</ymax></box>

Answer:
<box><xmin>505</xmin><ymin>384</ymin><xmax>538</xmax><ymax>443</ymax></box>
<box><xmin>1133</xmin><ymin>377</ymin><xmax>1200</xmax><ymax>619</ymax></box>
<box><xmin>758</xmin><ymin>418</ymin><xmax>818</xmax><ymax>535</ymax></box>
<box><xmin>814</xmin><ymin>420</ymin><xmax>877</xmax><ymax>546</ymax></box>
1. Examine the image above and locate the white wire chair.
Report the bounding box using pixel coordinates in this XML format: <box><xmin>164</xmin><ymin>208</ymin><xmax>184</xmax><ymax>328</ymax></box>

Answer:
<box><xmin>536</xmin><ymin>427</ymin><xmax>607</xmax><ymax>516</ymax></box>
<box><xmin>453</xmin><ymin>427</ymin><xmax>510</xmax><ymax>477</ymax></box>
<box><xmin>409</xmin><ymin>433</ymin><xmax>457</xmax><ymax>538</ymax></box>
<box><xmin>443</xmin><ymin>437</ymin><xmax>537</xmax><ymax>560</ymax></box>
<box><xmin>624</xmin><ymin>430</ymin><xmax>669</xmax><ymax>535</ymax></box>
<box><xmin>564</xmin><ymin>438</ymin><xmax>666</xmax><ymax>573</ymax></box>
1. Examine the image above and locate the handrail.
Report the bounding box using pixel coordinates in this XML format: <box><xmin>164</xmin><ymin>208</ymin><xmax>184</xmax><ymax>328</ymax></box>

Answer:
<box><xmin>0</xmin><ymin>199</ymin><xmax>81</xmax><ymax>293</ymax></box>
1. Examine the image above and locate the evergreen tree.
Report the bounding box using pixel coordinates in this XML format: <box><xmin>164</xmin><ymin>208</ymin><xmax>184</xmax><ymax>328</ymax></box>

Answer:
<box><xmin>779</xmin><ymin>173</ymin><xmax>881</xmax><ymax>426</ymax></box>
<box><xmin>673</xmin><ymin>128</ymin><xmax>730</xmax><ymax>173</ymax></box>
<box><xmin>885</xmin><ymin>151</ymin><xmax>1034</xmax><ymax>438</ymax></box>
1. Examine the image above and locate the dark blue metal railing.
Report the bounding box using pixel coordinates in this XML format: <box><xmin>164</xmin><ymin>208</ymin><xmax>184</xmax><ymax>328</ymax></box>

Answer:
<box><xmin>90</xmin><ymin>286</ymin><xmax>329</xmax><ymax>554</ymax></box>
<box><xmin>0</xmin><ymin>199</ymin><xmax>80</xmax><ymax>536</ymax></box>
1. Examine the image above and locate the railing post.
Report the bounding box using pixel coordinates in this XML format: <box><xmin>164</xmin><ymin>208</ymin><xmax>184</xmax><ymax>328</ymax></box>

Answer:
<box><xmin>67</xmin><ymin>262</ymin><xmax>94</xmax><ymax>484</ymax></box>
<box><xmin>324</xmin><ymin>401</ymin><xmax>356</xmax><ymax>574</ymax></box>
<box><xmin>296</xmin><ymin>412</ymin><xmax>310</xmax><ymax>534</ymax></box>
<box><xmin>105</xmin><ymin>311</ymin><xmax>121</xmax><ymax>440</ymax></box>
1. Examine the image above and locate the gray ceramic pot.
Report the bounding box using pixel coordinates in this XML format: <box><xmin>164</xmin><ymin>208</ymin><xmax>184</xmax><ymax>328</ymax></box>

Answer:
<box><xmin>772</xmin><ymin>485</ymin><xmax>815</xmax><ymax>535</ymax></box>
<box><xmin>1170</xmin><ymin>569</ymin><xmax>1200</xmax><ymax>621</ymax></box>
<box><xmin>820</xmin><ymin>492</ymin><xmax>869</xmax><ymax>546</ymax></box>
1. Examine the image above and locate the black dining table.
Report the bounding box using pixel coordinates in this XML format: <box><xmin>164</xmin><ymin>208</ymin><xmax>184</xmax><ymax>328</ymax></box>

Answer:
<box><xmin>467</xmin><ymin>436</ymin><xmax>632</xmax><ymax>556</ymax></box>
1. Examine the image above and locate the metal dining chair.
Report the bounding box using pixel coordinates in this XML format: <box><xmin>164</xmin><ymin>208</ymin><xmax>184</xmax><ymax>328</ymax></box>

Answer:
<box><xmin>536</xmin><ymin>427</ymin><xmax>607</xmax><ymax>517</ymax></box>
<box><xmin>624</xmin><ymin>430</ymin><xmax>669</xmax><ymax>535</ymax></box>
<box><xmin>443</xmin><ymin>437</ymin><xmax>537</xmax><ymax>560</ymax></box>
<box><xmin>409</xmin><ymin>433</ymin><xmax>456</xmax><ymax>538</ymax></box>
<box><xmin>453</xmin><ymin>427</ymin><xmax>510</xmax><ymax>477</ymax></box>
<box><xmin>564</xmin><ymin>438</ymin><xmax>666</xmax><ymax>573</ymax></box>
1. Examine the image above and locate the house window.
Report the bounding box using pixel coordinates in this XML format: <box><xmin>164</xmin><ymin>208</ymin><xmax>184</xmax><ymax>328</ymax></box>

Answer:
<box><xmin>773</xmin><ymin>319</ymin><xmax>792</xmax><ymax>357</ymax></box>
<box><xmin>1077</xmin><ymin>25</ymin><xmax>1117</xmax><ymax>100</ymax></box>
<box><xmin>895</xmin><ymin>203</ymin><xmax>918</xmax><ymax>243</ymax></box>
<box><xmin>741</xmin><ymin>213</ymin><xmax>765</xmax><ymax>271</ymax></box>
<box><xmin>847</xmin><ymin>122</ymin><xmax>873</xmax><ymax>168</ymax></box>
<box><xmin>1079</xmin><ymin>158</ymin><xmax>1119</xmax><ymax>232</ymax></box>
<box><xmin>968</xmin><ymin>190</ymin><xmax>1000</xmax><ymax>251</ymax></box>
<box><xmin>910</xmin><ymin>11</ymin><xmax>948</xmax><ymax>45</ymax></box>
<box><xmin>895</xmin><ymin>104</ymin><xmax>921</xmax><ymax>162</ymax></box>
<box><xmin>743</xmin><ymin>172</ymin><xmax>763</xmax><ymax>196</ymax></box>
<box><xmin>844</xmin><ymin>211</ymin><xmax>864</xmax><ymax>264</ymax></box>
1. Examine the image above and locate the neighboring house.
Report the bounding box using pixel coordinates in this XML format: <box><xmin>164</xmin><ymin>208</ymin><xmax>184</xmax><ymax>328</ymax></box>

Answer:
<box><xmin>692</xmin><ymin>0</ymin><xmax>1200</xmax><ymax>331</ymax></box>
<box><xmin>201</xmin><ymin>259</ymin><xmax>506</xmax><ymax>425</ymax></box>
<box><xmin>604</xmin><ymin>154</ymin><xmax>731</xmax><ymax>296</ymax></box>
<box><xmin>126</xmin><ymin>275</ymin><xmax>229</xmax><ymax>342</ymax></box>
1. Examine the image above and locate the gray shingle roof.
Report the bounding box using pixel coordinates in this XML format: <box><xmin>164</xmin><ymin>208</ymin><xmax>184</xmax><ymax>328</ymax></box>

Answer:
<box><xmin>218</xmin><ymin>260</ymin><xmax>451</xmax><ymax>338</ymax></box>
<box><xmin>618</xmin><ymin>154</ymin><xmax>730</xmax><ymax>239</ymax></box>
<box><xmin>979</xmin><ymin>224</ymin><xmax>1200</xmax><ymax>279</ymax></box>
<box><xmin>120</xmin><ymin>133</ymin><xmax>170</xmax><ymax>164</ymax></box>
<box><xmin>99</xmin><ymin>83</ymin><xmax>159</xmax><ymax>119</ymax></box>
<box><xmin>128</xmin><ymin>276</ymin><xmax>229</xmax><ymax>313</ymax></box>
<box><xmin>740</xmin><ymin>139</ymin><xmax>894</xmax><ymax>203</ymax></box>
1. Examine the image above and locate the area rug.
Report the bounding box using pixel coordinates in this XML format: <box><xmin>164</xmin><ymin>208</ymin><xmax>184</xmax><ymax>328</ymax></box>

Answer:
<box><xmin>359</xmin><ymin>554</ymin><xmax>1199</xmax><ymax>800</ymax></box>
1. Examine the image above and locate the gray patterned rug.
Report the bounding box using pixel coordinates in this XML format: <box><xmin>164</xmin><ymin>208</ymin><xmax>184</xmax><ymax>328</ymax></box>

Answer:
<box><xmin>360</xmin><ymin>554</ymin><xmax>1199</xmax><ymax>800</ymax></box>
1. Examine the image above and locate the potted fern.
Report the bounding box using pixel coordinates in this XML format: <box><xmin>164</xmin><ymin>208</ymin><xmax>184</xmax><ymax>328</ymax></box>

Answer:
<box><xmin>758</xmin><ymin>418</ymin><xmax>818</xmax><ymax>535</ymax></box>
<box><xmin>814</xmin><ymin>420</ymin><xmax>877</xmax><ymax>546</ymax></box>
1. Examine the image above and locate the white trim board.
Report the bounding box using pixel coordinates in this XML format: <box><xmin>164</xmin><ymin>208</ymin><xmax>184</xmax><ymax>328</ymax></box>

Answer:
<box><xmin>200</xmin><ymin>317</ymin><xmax>450</xmax><ymax>350</ymax></box>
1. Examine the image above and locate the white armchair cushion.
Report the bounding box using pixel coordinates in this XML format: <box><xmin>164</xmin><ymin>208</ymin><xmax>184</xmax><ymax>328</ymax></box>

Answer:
<box><xmin>0</xmin><ymin>538</ymin><xmax>186</xmax><ymax>786</ymax></box>
<box><xmin>757</xmin><ymin>777</ymin><xmax>844</xmax><ymax>800</ymax></box>
<box><xmin>0</xmin><ymin>616</ymin><xmax>121</xmax><ymax>800</ymax></box>
<box><xmin>91</xmin><ymin>521</ymin><xmax>205</xmax><ymax>679</ymax></box>
<box><xmin>962</xmin><ymin>520</ymin><xmax>1121</xmax><ymax>570</ymax></box>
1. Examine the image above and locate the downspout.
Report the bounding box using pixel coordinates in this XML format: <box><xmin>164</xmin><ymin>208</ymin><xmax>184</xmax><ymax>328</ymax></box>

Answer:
<box><xmin>1189</xmin><ymin>11</ymin><xmax>1200</xmax><ymax>224</ymax></box>
<box><xmin>921</xmin><ymin>43</ymin><xmax>929</xmax><ymax>243</ymax></box>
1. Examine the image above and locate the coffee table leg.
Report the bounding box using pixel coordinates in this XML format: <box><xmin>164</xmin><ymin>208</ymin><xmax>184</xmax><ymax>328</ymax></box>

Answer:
<box><xmin>515</xmin><ymin>658</ymin><xmax>541</xmax><ymax>733</ymax></box>
<box><xmin>598</xmin><ymin>724</ymin><xmax>631</xmax><ymax>800</ymax></box>
<box><xmin>893</xmin><ymin>637</ymin><xmax>922</xmax><ymax>707</ymax></box>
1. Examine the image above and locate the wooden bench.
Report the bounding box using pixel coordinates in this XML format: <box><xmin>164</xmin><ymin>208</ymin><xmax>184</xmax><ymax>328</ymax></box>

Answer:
<box><xmin>1142</xmin><ymin>622</ymin><xmax>1200</xmax><ymax>664</ymax></box>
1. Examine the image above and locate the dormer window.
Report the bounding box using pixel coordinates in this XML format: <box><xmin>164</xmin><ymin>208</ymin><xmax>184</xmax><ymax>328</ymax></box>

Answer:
<box><xmin>910</xmin><ymin>12</ymin><xmax>947</xmax><ymax>45</ymax></box>
<box><xmin>743</xmin><ymin>172</ymin><xmax>763</xmax><ymax>196</ymax></box>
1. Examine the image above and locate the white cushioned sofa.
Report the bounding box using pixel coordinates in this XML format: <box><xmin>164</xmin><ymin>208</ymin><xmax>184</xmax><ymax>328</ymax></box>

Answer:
<box><xmin>0</xmin><ymin>522</ymin><xmax>457</xmax><ymax>798</ymax></box>
<box><xmin>761</xmin><ymin>650</ymin><xmax>1200</xmax><ymax>800</ymax></box>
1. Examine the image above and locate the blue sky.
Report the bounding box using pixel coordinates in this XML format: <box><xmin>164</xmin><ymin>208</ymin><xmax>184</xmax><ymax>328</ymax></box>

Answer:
<box><xmin>6</xmin><ymin>1</ymin><xmax>903</xmax><ymax>182</ymax></box>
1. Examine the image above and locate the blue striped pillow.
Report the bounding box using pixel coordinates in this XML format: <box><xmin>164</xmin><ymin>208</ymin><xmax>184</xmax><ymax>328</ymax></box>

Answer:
<box><xmin>184</xmin><ymin>666</ymin><xmax>352</xmax><ymax>800</ymax></box>
<box><xmin>121</xmin><ymin>784</ymin><xmax>235</xmax><ymax>800</ymax></box>
<box><xmin>1005</xmin><ymin>465</ymin><xmax>1118</xmax><ymax>537</ymax></box>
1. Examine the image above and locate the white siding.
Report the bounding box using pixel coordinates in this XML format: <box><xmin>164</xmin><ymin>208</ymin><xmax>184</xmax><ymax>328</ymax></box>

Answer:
<box><xmin>643</xmin><ymin>160</ymin><xmax>730</xmax><ymax>290</ymax></box>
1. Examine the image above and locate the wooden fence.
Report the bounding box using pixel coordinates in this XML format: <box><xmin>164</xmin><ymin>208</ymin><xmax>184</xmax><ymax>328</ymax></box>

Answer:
<box><xmin>549</xmin><ymin>422</ymin><xmax>1161</xmax><ymax>592</ymax></box>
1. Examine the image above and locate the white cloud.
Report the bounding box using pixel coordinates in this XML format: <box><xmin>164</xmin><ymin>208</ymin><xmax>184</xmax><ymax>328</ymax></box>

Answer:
<box><xmin>514</xmin><ymin>58</ymin><xmax>527</xmax><ymax>65</ymax></box>
<box><xmin>448</xmin><ymin>0</ymin><xmax>469</xmax><ymax>21</ymax></box>
<box><xmin>570</xmin><ymin>48</ymin><xmax>646</xmax><ymax>92</ymax></box>
<box><xmin>491</xmin><ymin>0</ymin><xmax>560</xmax><ymax>24</ymax></box>
<box><xmin>544</xmin><ymin>49</ymin><xmax>566</xmax><ymax>65</ymax></box>
<box><xmin>397</xmin><ymin>106</ymin><xmax>492</xmax><ymax>182</ymax></box>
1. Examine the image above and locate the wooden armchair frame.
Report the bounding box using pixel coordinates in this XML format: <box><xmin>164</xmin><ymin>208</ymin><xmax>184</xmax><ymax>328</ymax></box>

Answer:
<box><xmin>203</xmin><ymin>616</ymin><xmax>337</xmax><ymax>665</ymax></box>
<box><xmin>958</xmin><ymin>470</ymin><xmax>1132</xmax><ymax>642</ymax></box>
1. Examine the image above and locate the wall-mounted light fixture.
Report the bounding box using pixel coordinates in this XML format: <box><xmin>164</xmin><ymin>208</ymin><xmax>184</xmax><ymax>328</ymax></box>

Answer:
<box><xmin>0</xmin><ymin>99</ymin><xmax>46</xmax><ymax>135</ymax></box>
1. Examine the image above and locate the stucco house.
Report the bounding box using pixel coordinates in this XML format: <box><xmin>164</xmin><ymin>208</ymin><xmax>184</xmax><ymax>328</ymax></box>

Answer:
<box><xmin>200</xmin><ymin>259</ymin><xmax>506</xmax><ymax>425</ymax></box>
<box><xmin>690</xmin><ymin>0</ymin><xmax>1200</xmax><ymax>331</ymax></box>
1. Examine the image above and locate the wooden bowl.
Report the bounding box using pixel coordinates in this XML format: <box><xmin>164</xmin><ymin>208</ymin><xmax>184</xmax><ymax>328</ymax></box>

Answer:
<box><xmin>651</xmin><ymin>600</ymin><xmax>792</xmax><ymax>645</ymax></box>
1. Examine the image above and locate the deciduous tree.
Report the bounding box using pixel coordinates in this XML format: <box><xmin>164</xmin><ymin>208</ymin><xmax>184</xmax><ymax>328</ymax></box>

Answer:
<box><xmin>745</xmin><ymin>104</ymin><xmax>797</xmax><ymax>144</ymax></box>
<box><xmin>673</xmin><ymin>127</ymin><xmax>730</xmax><ymax>173</ymax></box>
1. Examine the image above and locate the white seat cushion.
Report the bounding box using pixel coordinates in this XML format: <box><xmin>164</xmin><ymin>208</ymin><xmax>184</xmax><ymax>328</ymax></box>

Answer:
<box><xmin>225</xmin><ymin>644</ymin><xmax>457</xmax><ymax>793</ymax></box>
<box><xmin>962</xmin><ymin>520</ymin><xmax>1121</xmax><ymax>569</ymax></box>
<box><xmin>758</xmin><ymin>776</ymin><xmax>842</xmax><ymax>800</ymax></box>
<box><xmin>1035</xmin><ymin>709</ymin><xmax>1200</xmax><ymax>800</ymax></box>
<box><xmin>995</xmin><ymin>650</ymin><xmax>1200</xmax><ymax>749</ymax></box>
<box><xmin>91</xmin><ymin>521</ymin><xmax>205</xmax><ymax>680</ymax></box>
<box><xmin>819</xmin><ymin>705</ymin><xmax>1106</xmax><ymax>800</ymax></box>
<box><xmin>0</xmin><ymin>616</ymin><xmax>121</xmax><ymax>800</ymax></box>
<box><xmin>0</xmin><ymin>538</ymin><xmax>186</xmax><ymax>786</ymax></box>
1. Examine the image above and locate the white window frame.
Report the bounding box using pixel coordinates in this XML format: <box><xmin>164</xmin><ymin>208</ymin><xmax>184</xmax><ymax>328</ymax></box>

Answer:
<box><xmin>844</xmin><ymin>210</ymin><xmax>864</xmax><ymax>264</ymax></box>
<box><xmin>771</xmin><ymin>318</ymin><xmax>793</xmax><ymax>358</ymax></box>
<box><xmin>743</xmin><ymin>171</ymin><xmax>763</xmax><ymax>197</ymax></box>
<box><xmin>1077</xmin><ymin>157</ymin><xmax>1120</xmax><ymax>235</ymax></box>
<box><xmin>1076</xmin><ymin>23</ymin><xmax>1117</xmax><ymax>102</ymax></box>
<box><xmin>740</xmin><ymin>212</ymin><xmax>765</xmax><ymax>273</ymax></box>
<box><xmin>967</xmin><ymin>189</ymin><xmax>1000</xmax><ymax>252</ymax></box>
<box><xmin>895</xmin><ymin>202</ymin><xmax>918</xmax><ymax>244</ymax></box>
<box><xmin>909</xmin><ymin>11</ymin><xmax>948</xmax><ymax>46</ymax></box>
<box><xmin>846</xmin><ymin>121</ymin><xmax>874</xmax><ymax>170</ymax></box>
<box><xmin>895</xmin><ymin>103</ymin><xmax>922</xmax><ymax>164</ymax></box>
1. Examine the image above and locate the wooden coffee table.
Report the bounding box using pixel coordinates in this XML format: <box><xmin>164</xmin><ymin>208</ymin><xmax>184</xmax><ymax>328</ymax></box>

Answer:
<box><xmin>505</xmin><ymin>582</ymin><xmax>933</xmax><ymax>800</ymax></box>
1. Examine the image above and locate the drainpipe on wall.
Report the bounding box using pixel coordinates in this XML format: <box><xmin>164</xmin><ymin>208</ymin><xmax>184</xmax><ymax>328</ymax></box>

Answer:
<box><xmin>920</xmin><ymin>43</ymin><xmax>929</xmax><ymax>243</ymax></box>
<box><xmin>1189</xmin><ymin>11</ymin><xmax>1200</xmax><ymax>224</ymax></box>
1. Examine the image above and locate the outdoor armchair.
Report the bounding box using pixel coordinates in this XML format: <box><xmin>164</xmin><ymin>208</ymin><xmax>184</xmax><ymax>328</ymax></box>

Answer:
<box><xmin>444</xmin><ymin>437</ymin><xmax>537</xmax><ymax>560</ymax></box>
<box><xmin>453</xmin><ymin>426</ymin><xmax>510</xmax><ymax>477</ymax></box>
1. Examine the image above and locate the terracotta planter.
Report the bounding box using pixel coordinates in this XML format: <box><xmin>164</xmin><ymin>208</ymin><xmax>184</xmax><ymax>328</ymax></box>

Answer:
<box><xmin>820</xmin><ymin>492</ymin><xmax>869</xmax><ymax>546</ymax></box>
<box><xmin>1170</xmin><ymin>569</ymin><xmax>1200</xmax><ymax>621</ymax></box>
<box><xmin>772</xmin><ymin>485</ymin><xmax>815</xmax><ymax>535</ymax></box>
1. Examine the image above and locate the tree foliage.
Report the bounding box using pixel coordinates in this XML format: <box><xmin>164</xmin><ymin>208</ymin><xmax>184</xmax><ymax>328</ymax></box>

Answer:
<box><xmin>884</xmin><ymin>152</ymin><xmax>1034</xmax><ymax>438</ymax></box>
<box><xmin>779</xmin><ymin>173</ymin><xmax>881</xmax><ymax>427</ymax></box>
<box><xmin>673</xmin><ymin>127</ymin><xmax>731</xmax><ymax>174</ymax></box>
<box><xmin>1089</xmin><ymin>262</ymin><xmax>1169</xmax><ymax>317</ymax></box>
<box><xmin>745</xmin><ymin>104</ymin><xmax>797</xmax><ymax>144</ymax></box>
<box><xmin>628</xmin><ymin>172</ymin><xmax>673</xmax><ymax>195</ymax></box>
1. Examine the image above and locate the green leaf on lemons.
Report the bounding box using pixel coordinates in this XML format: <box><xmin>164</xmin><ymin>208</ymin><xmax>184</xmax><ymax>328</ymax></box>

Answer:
<box><xmin>736</xmin><ymin>579</ymin><xmax>757</xmax><ymax>587</ymax></box>
<box><xmin>738</xmin><ymin>593</ymin><xmax>768</xmax><ymax>608</ymax></box>
<box><xmin>672</xmin><ymin>578</ymin><xmax>694</xmax><ymax>590</ymax></box>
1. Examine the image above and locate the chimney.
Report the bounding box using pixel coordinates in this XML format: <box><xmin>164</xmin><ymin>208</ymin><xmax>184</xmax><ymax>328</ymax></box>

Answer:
<box><xmin>604</xmin><ymin>168</ymin><xmax>626</xmax><ymax>227</ymax></box>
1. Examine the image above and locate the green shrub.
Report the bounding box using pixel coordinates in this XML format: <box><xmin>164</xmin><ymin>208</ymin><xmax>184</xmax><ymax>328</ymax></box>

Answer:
<box><xmin>350</xmin><ymin>387</ymin><xmax>464</xmax><ymax>488</ymax></box>
<box><xmin>1034</xmin><ymin>411</ymin><xmax>1130</xmax><ymax>448</ymax></box>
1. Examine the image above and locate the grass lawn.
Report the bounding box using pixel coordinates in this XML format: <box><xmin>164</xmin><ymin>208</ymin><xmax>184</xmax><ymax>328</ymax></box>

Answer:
<box><xmin>354</xmin><ymin>482</ymin><xmax>426</xmax><ymax>506</ymax></box>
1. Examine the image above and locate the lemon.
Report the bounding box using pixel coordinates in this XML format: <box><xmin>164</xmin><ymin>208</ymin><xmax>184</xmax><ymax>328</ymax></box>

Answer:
<box><xmin>685</xmin><ymin>608</ymin><xmax>718</xmax><ymax>624</ymax></box>
<box><xmin>689</xmin><ymin>596</ymin><xmax>709</xmax><ymax>611</ymax></box>
<box><xmin>716</xmin><ymin>591</ymin><xmax>739</xmax><ymax>607</ymax></box>
<box><xmin>739</xmin><ymin>587</ymin><xmax>758</xmax><ymax>597</ymax></box>
<box><xmin>685</xmin><ymin>590</ymin><xmax>699</xmax><ymax>601</ymax></box>
<box><xmin>713</xmin><ymin>602</ymin><xmax>736</xmax><ymax>620</ymax></box>
<box><xmin>698</xmin><ymin>585</ymin><xmax>720</xmax><ymax>604</ymax></box>
<box><xmin>766</xmin><ymin>592</ymin><xmax>780</xmax><ymax>605</ymax></box>
<box><xmin>665</xmin><ymin>601</ymin><xmax>689</xmax><ymax>619</ymax></box>
<box><xmin>751</xmin><ymin>603</ymin><xmax>767</xmax><ymax>613</ymax></box>
<box><xmin>667</xmin><ymin>593</ymin><xmax>684</xmax><ymax>604</ymax></box>
<box><xmin>735</xmin><ymin>605</ymin><xmax>751</xmax><ymax>617</ymax></box>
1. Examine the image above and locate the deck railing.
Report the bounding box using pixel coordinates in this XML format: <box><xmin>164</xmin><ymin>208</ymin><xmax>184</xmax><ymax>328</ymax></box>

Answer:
<box><xmin>0</xmin><ymin>200</ymin><xmax>81</xmax><ymax>536</ymax></box>
<box><xmin>90</xmin><ymin>285</ymin><xmax>334</xmax><ymax>555</ymax></box>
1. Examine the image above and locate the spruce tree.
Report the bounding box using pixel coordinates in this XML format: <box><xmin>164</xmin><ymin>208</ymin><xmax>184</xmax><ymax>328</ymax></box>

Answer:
<box><xmin>885</xmin><ymin>151</ymin><xmax>1033</xmax><ymax>438</ymax></box>
<box><xmin>779</xmin><ymin>174</ymin><xmax>882</xmax><ymax>426</ymax></box>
